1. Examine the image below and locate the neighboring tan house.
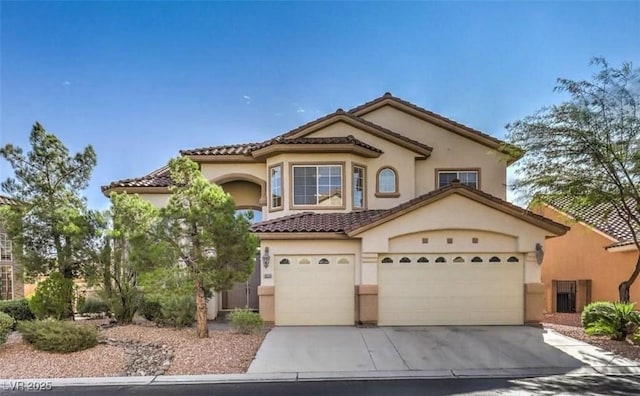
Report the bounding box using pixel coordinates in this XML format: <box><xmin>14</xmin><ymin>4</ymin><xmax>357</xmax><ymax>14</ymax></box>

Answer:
<box><xmin>531</xmin><ymin>198</ymin><xmax>640</xmax><ymax>313</ymax></box>
<box><xmin>103</xmin><ymin>92</ymin><xmax>568</xmax><ymax>325</ymax></box>
<box><xmin>0</xmin><ymin>195</ymin><xmax>24</xmax><ymax>300</ymax></box>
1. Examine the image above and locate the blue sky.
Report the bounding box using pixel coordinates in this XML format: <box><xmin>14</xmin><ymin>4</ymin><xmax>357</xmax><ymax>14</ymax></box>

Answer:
<box><xmin>1</xmin><ymin>1</ymin><xmax>638</xmax><ymax>209</ymax></box>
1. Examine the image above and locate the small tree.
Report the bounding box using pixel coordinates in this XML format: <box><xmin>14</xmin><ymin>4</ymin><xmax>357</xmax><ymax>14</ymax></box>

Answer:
<box><xmin>0</xmin><ymin>123</ymin><xmax>98</xmax><ymax>316</ymax></box>
<box><xmin>157</xmin><ymin>157</ymin><xmax>257</xmax><ymax>338</ymax></box>
<box><xmin>506</xmin><ymin>58</ymin><xmax>640</xmax><ymax>302</ymax></box>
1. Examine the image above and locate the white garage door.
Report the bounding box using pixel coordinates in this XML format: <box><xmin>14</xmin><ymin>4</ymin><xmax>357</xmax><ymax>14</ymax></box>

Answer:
<box><xmin>275</xmin><ymin>255</ymin><xmax>355</xmax><ymax>325</ymax></box>
<box><xmin>378</xmin><ymin>254</ymin><xmax>524</xmax><ymax>325</ymax></box>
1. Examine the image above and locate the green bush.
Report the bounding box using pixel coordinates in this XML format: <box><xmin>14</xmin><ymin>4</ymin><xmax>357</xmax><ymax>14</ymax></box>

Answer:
<box><xmin>582</xmin><ymin>301</ymin><xmax>640</xmax><ymax>341</ymax></box>
<box><xmin>0</xmin><ymin>299</ymin><xmax>36</xmax><ymax>325</ymax></box>
<box><xmin>228</xmin><ymin>308</ymin><xmax>263</xmax><ymax>334</ymax></box>
<box><xmin>139</xmin><ymin>298</ymin><xmax>163</xmax><ymax>323</ymax></box>
<box><xmin>157</xmin><ymin>294</ymin><xmax>196</xmax><ymax>328</ymax></box>
<box><xmin>29</xmin><ymin>273</ymin><xmax>74</xmax><ymax>320</ymax></box>
<box><xmin>0</xmin><ymin>312</ymin><xmax>15</xmax><ymax>345</ymax></box>
<box><xmin>78</xmin><ymin>297</ymin><xmax>110</xmax><ymax>316</ymax></box>
<box><xmin>17</xmin><ymin>320</ymin><xmax>98</xmax><ymax>353</ymax></box>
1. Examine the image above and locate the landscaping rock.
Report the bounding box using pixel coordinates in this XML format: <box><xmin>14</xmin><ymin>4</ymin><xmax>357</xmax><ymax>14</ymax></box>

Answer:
<box><xmin>102</xmin><ymin>338</ymin><xmax>174</xmax><ymax>376</ymax></box>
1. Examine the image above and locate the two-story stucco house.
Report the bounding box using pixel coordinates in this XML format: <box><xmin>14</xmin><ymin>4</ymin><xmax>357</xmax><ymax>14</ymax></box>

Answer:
<box><xmin>103</xmin><ymin>93</ymin><xmax>568</xmax><ymax>326</ymax></box>
<box><xmin>0</xmin><ymin>195</ymin><xmax>24</xmax><ymax>301</ymax></box>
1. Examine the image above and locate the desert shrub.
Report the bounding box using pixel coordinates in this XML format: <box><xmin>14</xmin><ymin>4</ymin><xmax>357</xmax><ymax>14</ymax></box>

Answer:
<box><xmin>582</xmin><ymin>301</ymin><xmax>615</xmax><ymax>328</ymax></box>
<box><xmin>17</xmin><ymin>320</ymin><xmax>98</xmax><ymax>353</ymax></box>
<box><xmin>29</xmin><ymin>273</ymin><xmax>74</xmax><ymax>320</ymax></box>
<box><xmin>0</xmin><ymin>299</ymin><xmax>35</xmax><ymax>324</ymax></box>
<box><xmin>582</xmin><ymin>301</ymin><xmax>640</xmax><ymax>341</ymax></box>
<box><xmin>78</xmin><ymin>297</ymin><xmax>110</xmax><ymax>316</ymax></box>
<box><xmin>139</xmin><ymin>298</ymin><xmax>163</xmax><ymax>323</ymax></box>
<box><xmin>228</xmin><ymin>308</ymin><xmax>263</xmax><ymax>334</ymax></box>
<box><xmin>157</xmin><ymin>294</ymin><xmax>196</xmax><ymax>328</ymax></box>
<box><xmin>0</xmin><ymin>312</ymin><xmax>15</xmax><ymax>345</ymax></box>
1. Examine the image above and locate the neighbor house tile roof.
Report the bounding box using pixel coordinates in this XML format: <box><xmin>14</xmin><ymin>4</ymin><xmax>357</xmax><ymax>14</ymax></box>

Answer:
<box><xmin>348</xmin><ymin>92</ymin><xmax>504</xmax><ymax>147</ymax></box>
<box><xmin>252</xmin><ymin>183</ymin><xmax>568</xmax><ymax>235</ymax></box>
<box><xmin>102</xmin><ymin>166</ymin><xmax>173</xmax><ymax>191</ymax></box>
<box><xmin>544</xmin><ymin>196</ymin><xmax>638</xmax><ymax>247</ymax></box>
<box><xmin>0</xmin><ymin>195</ymin><xmax>17</xmax><ymax>205</ymax></box>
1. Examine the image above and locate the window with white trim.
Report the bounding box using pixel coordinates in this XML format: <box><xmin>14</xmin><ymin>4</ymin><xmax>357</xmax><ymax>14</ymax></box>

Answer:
<box><xmin>0</xmin><ymin>233</ymin><xmax>11</xmax><ymax>261</ymax></box>
<box><xmin>377</xmin><ymin>168</ymin><xmax>397</xmax><ymax>193</ymax></box>
<box><xmin>352</xmin><ymin>165</ymin><xmax>365</xmax><ymax>209</ymax></box>
<box><xmin>270</xmin><ymin>165</ymin><xmax>283</xmax><ymax>209</ymax></box>
<box><xmin>0</xmin><ymin>265</ymin><xmax>12</xmax><ymax>300</ymax></box>
<box><xmin>438</xmin><ymin>170</ymin><xmax>478</xmax><ymax>188</ymax></box>
<box><xmin>293</xmin><ymin>165</ymin><xmax>342</xmax><ymax>206</ymax></box>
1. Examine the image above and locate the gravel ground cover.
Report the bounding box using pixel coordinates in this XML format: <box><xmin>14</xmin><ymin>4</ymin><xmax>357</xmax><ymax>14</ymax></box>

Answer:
<box><xmin>542</xmin><ymin>313</ymin><xmax>640</xmax><ymax>363</ymax></box>
<box><xmin>0</xmin><ymin>320</ymin><xmax>267</xmax><ymax>379</ymax></box>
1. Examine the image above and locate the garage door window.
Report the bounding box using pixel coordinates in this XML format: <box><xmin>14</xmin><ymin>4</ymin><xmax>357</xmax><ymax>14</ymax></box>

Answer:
<box><xmin>417</xmin><ymin>257</ymin><xmax>429</xmax><ymax>263</ymax></box>
<box><xmin>299</xmin><ymin>258</ymin><xmax>311</xmax><ymax>265</ymax></box>
<box><xmin>399</xmin><ymin>257</ymin><xmax>411</xmax><ymax>263</ymax></box>
<box><xmin>507</xmin><ymin>256</ymin><xmax>520</xmax><ymax>262</ymax></box>
<box><xmin>279</xmin><ymin>258</ymin><xmax>290</xmax><ymax>265</ymax></box>
<box><xmin>489</xmin><ymin>256</ymin><xmax>501</xmax><ymax>262</ymax></box>
<box><xmin>435</xmin><ymin>257</ymin><xmax>446</xmax><ymax>263</ymax></box>
<box><xmin>381</xmin><ymin>257</ymin><xmax>393</xmax><ymax>264</ymax></box>
<box><xmin>318</xmin><ymin>258</ymin><xmax>330</xmax><ymax>265</ymax></box>
<box><xmin>453</xmin><ymin>256</ymin><xmax>465</xmax><ymax>263</ymax></box>
<box><xmin>337</xmin><ymin>258</ymin><xmax>350</xmax><ymax>265</ymax></box>
<box><xmin>471</xmin><ymin>256</ymin><xmax>483</xmax><ymax>263</ymax></box>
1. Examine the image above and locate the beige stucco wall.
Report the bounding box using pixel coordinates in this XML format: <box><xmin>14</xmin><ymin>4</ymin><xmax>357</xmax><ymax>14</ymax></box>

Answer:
<box><xmin>200</xmin><ymin>163</ymin><xmax>266</xmax><ymax>185</ymax></box>
<box><xmin>360</xmin><ymin>106</ymin><xmax>509</xmax><ymax>200</ymax></box>
<box><xmin>533</xmin><ymin>205</ymin><xmax>640</xmax><ymax>311</ymax></box>
<box><xmin>220</xmin><ymin>180</ymin><xmax>262</xmax><ymax>209</ymax></box>
<box><xmin>137</xmin><ymin>193</ymin><xmax>171</xmax><ymax>208</ymax></box>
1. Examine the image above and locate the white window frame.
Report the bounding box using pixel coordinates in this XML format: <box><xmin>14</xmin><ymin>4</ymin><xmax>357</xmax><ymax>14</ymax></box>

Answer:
<box><xmin>292</xmin><ymin>164</ymin><xmax>343</xmax><ymax>207</ymax></box>
<box><xmin>269</xmin><ymin>164</ymin><xmax>283</xmax><ymax>210</ymax></box>
<box><xmin>0</xmin><ymin>265</ymin><xmax>13</xmax><ymax>300</ymax></box>
<box><xmin>352</xmin><ymin>165</ymin><xmax>366</xmax><ymax>209</ymax></box>
<box><xmin>437</xmin><ymin>170</ymin><xmax>478</xmax><ymax>188</ymax></box>
<box><xmin>0</xmin><ymin>233</ymin><xmax>12</xmax><ymax>262</ymax></box>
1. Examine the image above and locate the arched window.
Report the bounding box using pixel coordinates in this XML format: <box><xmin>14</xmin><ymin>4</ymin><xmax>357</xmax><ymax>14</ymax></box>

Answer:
<box><xmin>337</xmin><ymin>258</ymin><xmax>350</xmax><ymax>265</ymax></box>
<box><xmin>489</xmin><ymin>256</ymin><xmax>501</xmax><ymax>263</ymax></box>
<box><xmin>471</xmin><ymin>256</ymin><xmax>483</xmax><ymax>263</ymax></box>
<box><xmin>279</xmin><ymin>258</ymin><xmax>290</xmax><ymax>265</ymax></box>
<box><xmin>318</xmin><ymin>258</ymin><xmax>330</xmax><ymax>265</ymax></box>
<box><xmin>399</xmin><ymin>257</ymin><xmax>411</xmax><ymax>263</ymax></box>
<box><xmin>417</xmin><ymin>257</ymin><xmax>429</xmax><ymax>263</ymax></box>
<box><xmin>299</xmin><ymin>258</ymin><xmax>311</xmax><ymax>265</ymax></box>
<box><xmin>507</xmin><ymin>256</ymin><xmax>520</xmax><ymax>263</ymax></box>
<box><xmin>435</xmin><ymin>257</ymin><xmax>446</xmax><ymax>263</ymax></box>
<box><xmin>376</xmin><ymin>167</ymin><xmax>398</xmax><ymax>195</ymax></box>
<box><xmin>381</xmin><ymin>257</ymin><xmax>393</xmax><ymax>264</ymax></box>
<box><xmin>453</xmin><ymin>256</ymin><xmax>465</xmax><ymax>263</ymax></box>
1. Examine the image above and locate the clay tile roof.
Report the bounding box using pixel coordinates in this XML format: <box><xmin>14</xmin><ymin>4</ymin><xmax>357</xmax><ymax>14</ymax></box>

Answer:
<box><xmin>254</xmin><ymin>136</ymin><xmax>383</xmax><ymax>153</ymax></box>
<box><xmin>0</xmin><ymin>195</ymin><xmax>18</xmax><ymax>205</ymax></box>
<box><xmin>274</xmin><ymin>110</ymin><xmax>432</xmax><ymax>155</ymax></box>
<box><xmin>252</xmin><ymin>183</ymin><xmax>568</xmax><ymax>235</ymax></box>
<box><xmin>544</xmin><ymin>196</ymin><xmax>638</xmax><ymax>244</ymax></box>
<box><xmin>179</xmin><ymin>143</ymin><xmax>258</xmax><ymax>156</ymax></box>
<box><xmin>101</xmin><ymin>166</ymin><xmax>173</xmax><ymax>192</ymax></box>
<box><xmin>348</xmin><ymin>92</ymin><xmax>504</xmax><ymax>146</ymax></box>
<box><xmin>251</xmin><ymin>210</ymin><xmax>388</xmax><ymax>233</ymax></box>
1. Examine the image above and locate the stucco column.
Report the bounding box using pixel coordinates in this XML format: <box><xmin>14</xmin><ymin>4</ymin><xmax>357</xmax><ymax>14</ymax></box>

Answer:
<box><xmin>357</xmin><ymin>252</ymin><xmax>379</xmax><ymax>324</ymax></box>
<box><xmin>524</xmin><ymin>283</ymin><xmax>545</xmax><ymax>324</ymax></box>
<box><xmin>258</xmin><ymin>286</ymin><xmax>275</xmax><ymax>323</ymax></box>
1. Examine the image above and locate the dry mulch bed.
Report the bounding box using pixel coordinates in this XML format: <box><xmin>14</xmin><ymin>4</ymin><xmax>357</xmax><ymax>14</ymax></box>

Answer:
<box><xmin>0</xmin><ymin>319</ymin><xmax>268</xmax><ymax>379</ymax></box>
<box><xmin>542</xmin><ymin>313</ymin><xmax>640</xmax><ymax>363</ymax></box>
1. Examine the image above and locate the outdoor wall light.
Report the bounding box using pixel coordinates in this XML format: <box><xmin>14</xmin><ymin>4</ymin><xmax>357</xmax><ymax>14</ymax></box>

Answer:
<box><xmin>535</xmin><ymin>243</ymin><xmax>544</xmax><ymax>265</ymax></box>
<box><xmin>262</xmin><ymin>247</ymin><xmax>271</xmax><ymax>269</ymax></box>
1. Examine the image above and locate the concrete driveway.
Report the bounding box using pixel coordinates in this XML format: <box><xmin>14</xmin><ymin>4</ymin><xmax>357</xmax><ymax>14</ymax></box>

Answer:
<box><xmin>248</xmin><ymin>326</ymin><xmax>640</xmax><ymax>376</ymax></box>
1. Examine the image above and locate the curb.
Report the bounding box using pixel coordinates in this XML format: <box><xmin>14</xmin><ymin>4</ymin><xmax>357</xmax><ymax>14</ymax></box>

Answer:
<box><xmin>3</xmin><ymin>366</ymin><xmax>640</xmax><ymax>388</ymax></box>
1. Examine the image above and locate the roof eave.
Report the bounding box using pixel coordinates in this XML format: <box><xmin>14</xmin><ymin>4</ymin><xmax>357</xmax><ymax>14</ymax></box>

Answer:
<box><xmin>182</xmin><ymin>154</ymin><xmax>262</xmax><ymax>163</ymax></box>
<box><xmin>101</xmin><ymin>186</ymin><xmax>171</xmax><ymax>196</ymax></box>
<box><xmin>251</xmin><ymin>143</ymin><xmax>382</xmax><ymax>160</ymax></box>
<box><xmin>254</xmin><ymin>232</ymin><xmax>350</xmax><ymax>240</ymax></box>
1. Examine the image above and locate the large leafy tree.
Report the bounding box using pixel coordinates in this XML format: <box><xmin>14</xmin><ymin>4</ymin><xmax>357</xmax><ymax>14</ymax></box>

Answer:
<box><xmin>507</xmin><ymin>58</ymin><xmax>640</xmax><ymax>302</ymax></box>
<box><xmin>0</xmin><ymin>123</ymin><xmax>98</xmax><ymax>279</ymax></box>
<box><xmin>157</xmin><ymin>156</ymin><xmax>257</xmax><ymax>338</ymax></box>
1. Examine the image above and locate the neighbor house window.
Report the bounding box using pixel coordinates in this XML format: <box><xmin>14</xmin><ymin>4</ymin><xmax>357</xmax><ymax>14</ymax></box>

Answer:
<box><xmin>353</xmin><ymin>165</ymin><xmax>365</xmax><ymax>209</ymax></box>
<box><xmin>270</xmin><ymin>164</ymin><xmax>283</xmax><ymax>210</ymax></box>
<box><xmin>0</xmin><ymin>266</ymin><xmax>12</xmax><ymax>300</ymax></box>
<box><xmin>376</xmin><ymin>167</ymin><xmax>399</xmax><ymax>196</ymax></box>
<box><xmin>292</xmin><ymin>165</ymin><xmax>342</xmax><ymax>206</ymax></box>
<box><xmin>0</xmin><ymin>233</ymin><xmax>11</xmax><ymax>261</ymax></box>
<box><xmin>438</xmin><ymin>170</ymin><xmax>478</xmax><ymax>188</ymax></box>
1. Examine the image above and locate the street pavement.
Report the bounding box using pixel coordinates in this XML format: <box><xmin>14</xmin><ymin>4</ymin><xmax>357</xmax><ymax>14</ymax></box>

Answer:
<box><xmin>3</xmin><ymin>376</ymin><xmax>640</xmax><ymax>396</ymax></box>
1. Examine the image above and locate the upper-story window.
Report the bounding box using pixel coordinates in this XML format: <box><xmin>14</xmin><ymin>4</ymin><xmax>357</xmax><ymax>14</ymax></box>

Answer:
<box><xmin>292</xmin><ymin>164</ymin><xmax>343</xmax><ymax>207</ymax></box>
<box><xmin>269</xmin><ymin>164</ymin><xmax>283</xmax><ymax>210</ymax></box>
<box><xmin>376</xmin><ymin>167</ymin><xmax>399</xmax><ymax>197</ymax></box>
<box><xmin>438</xmin><ymin>170</ymin><xmax>478</xmax><ymax>189</ymax></box>
<box><xmin>0</xmin><ymin>233</ymin><xmax>12</xmax><ymax>261</ymax></box>
<box><xmin>352</xmin><ymin>165</ymin><xmax>365</xmax><ymax>209</ymax></box>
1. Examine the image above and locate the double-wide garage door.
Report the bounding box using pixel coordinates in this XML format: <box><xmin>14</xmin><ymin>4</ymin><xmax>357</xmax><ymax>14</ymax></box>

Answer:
<box><xmin>275</xmin><ymin>255</ymin><xmax>355</xmax><ymax>325</ymax></box>
<box><xmin>378</xmin><ymin>254</ymin><xmax>524</xmax><ymax>325</ymax></box>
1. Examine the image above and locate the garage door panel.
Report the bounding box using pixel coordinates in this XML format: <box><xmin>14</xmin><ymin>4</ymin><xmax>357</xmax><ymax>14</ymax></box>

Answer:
<box><xmin>275</xmin><ymin>255</ymin><xmax>354</xmax><ymax>326</ymax></box>
<box><xmin>379</xmin><ymin>255</ymin><xmax>524</xmax><ymax>325</ymax></box>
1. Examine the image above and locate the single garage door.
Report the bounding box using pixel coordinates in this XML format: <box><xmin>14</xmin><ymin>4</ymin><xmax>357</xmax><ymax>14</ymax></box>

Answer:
<box><xmin>378</xmin><ymin>254</ymin><xmax>524</xmax><ymax>325</ymax></box>
<box><xmin>275</xmin><ymin>255</ymin><xmax>355</xmax><ymax>325</ymax></box>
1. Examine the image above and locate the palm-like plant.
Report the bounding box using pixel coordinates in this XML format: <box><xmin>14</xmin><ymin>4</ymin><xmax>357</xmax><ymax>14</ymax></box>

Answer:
<box><xmin>583</xmin><ymin>302</ymin><xmax>640</xmax><ymax>341</ymax></box>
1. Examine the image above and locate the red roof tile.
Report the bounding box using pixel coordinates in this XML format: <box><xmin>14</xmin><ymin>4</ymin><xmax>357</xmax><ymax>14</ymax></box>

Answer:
<box><xmin>0</xmin><ymin>195</ymin><xmax>17</xmax><ymax>205</ymax></box>
<box><xmin>102</xmin><ymin>166</ymin><xmax>173</xmax><ymax>192</ymax></box>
